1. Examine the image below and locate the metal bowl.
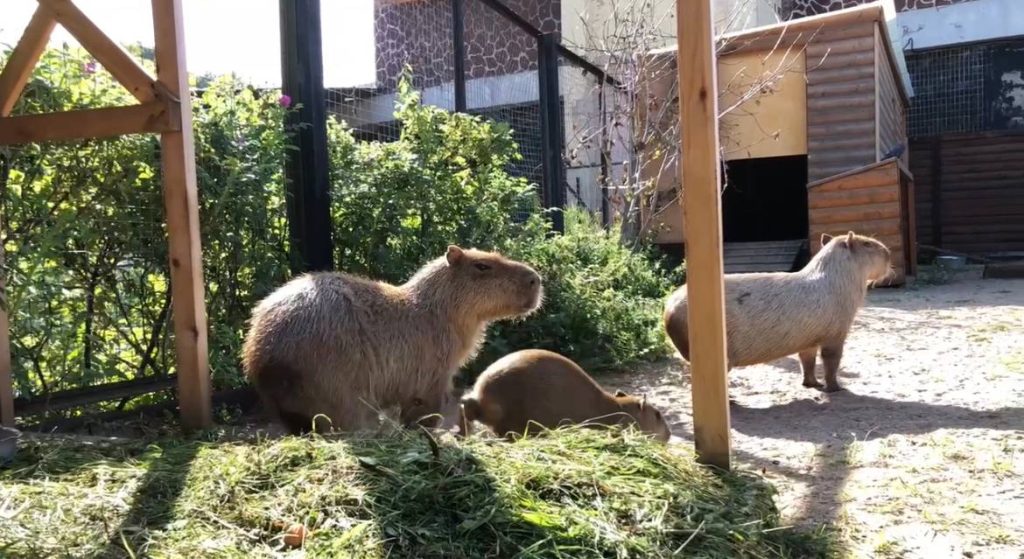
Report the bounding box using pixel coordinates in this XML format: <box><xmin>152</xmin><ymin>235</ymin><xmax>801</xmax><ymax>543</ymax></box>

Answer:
<box><xmin>0</xmin><ymin>426</ymin><xmax>20</xmax><ymax>463</ymax></box>
<box><xmin>935</xmin><ymin>255</ymin><xmax>966</xmax><ymax>269</ymax></box>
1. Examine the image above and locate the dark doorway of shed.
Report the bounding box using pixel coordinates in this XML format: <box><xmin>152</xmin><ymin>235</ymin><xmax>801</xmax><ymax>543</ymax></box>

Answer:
<box><xmin>722</xmin><ymin>154</ymin><xmax>809</xmax><ymax>242</ymax></box>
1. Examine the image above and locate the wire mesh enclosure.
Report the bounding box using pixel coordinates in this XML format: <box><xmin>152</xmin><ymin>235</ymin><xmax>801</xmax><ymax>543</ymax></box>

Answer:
<box><xmin>906</xmin><ymin>38</ymin><xmax>1024</xmax><ymax>138</ymax></box>
<box><xmin>327</xmin><ymin>0</ymin><xmax>617</xmax><ymax>225</ymax></box>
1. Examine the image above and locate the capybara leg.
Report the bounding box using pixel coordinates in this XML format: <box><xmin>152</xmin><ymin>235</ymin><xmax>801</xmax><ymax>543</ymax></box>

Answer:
<box><xmin>799</xmin><ymin>347</ymin><xmax>822</xmax><ymax>388</ymax></box>
<box><xmin>400</xmin><ymin>389</ymin><xmax>450</xmax><ymax>429</ymax></box>
<box><xmin>821</xmin><ymin>343</ymin><xmax>844</xmax><ymax>392</ymax></box>
<box><xmin>278</xmin><ymin>409</ymin><xmax>316</xmax><ymax>436</ymax></box>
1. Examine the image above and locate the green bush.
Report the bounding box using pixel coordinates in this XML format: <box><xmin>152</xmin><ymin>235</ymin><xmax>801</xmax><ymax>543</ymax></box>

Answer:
<box><xmin>2</xmin><ymin>47</ymin><xmax>292</xmax><ymax>400</ymax></box>
<box><xmin>484</xmin><ymin>210</ymin><xmax>683</xmax><ymax>374</ymax></box>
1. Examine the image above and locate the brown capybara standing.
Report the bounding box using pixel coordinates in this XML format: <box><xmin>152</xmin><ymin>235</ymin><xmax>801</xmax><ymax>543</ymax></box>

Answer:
<box><xmin>664</xmin><ymin>231</ymin><xmax>891</xmax><ymax>392</ymax></box>
<box><xmin>242</xmin><ymin>245</ymin><xmax>543</xmax><ymax>434</ymax></box>
<box><xmin>459</xmin><ymin>349</ymin><xmax>672</xmax><ymax>442</ymax></box>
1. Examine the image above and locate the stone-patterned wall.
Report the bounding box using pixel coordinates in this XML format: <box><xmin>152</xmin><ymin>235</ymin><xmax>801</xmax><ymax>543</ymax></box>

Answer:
<box><xmin>780</xmin><ymin>0</ymin><xmax>977</xmax><ymax>19</ymax></box>
<box><xmin>374</xmin><ymin>0</ymin><xmax>560</xmax><ymax>92</ymax></box>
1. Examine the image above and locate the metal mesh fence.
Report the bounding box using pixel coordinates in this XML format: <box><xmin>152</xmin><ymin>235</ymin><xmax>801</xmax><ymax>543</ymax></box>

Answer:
<box><xmin>560</xmin><ymin>56</ymin><xmax>610</xmax><ymax>216</ymax></box>
<box><xmin>326</xmin><ymin>0</ymin><xmax>615</xmax><ymax>224</ymax></box>
<box><xmin>327</xmin><ymin>0</ymin><xmax>456</xmax><ymax>142</ymax></box>
<box><xmin>907</xmin><ymin>38</ymin><xmax>1024</xmax><ymax>138</ymax></box>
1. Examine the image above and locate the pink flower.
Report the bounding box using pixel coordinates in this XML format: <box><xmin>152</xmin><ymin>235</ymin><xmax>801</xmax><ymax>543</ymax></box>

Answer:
<box><xmin>84</xmin><ymin>61</ymin><xmax>97</xmax><ymax>75</ymax></box>
<box><xmin>278</xmin><ymin>94</ymin><xmax>292</xmax><ymax>108</ymax></box>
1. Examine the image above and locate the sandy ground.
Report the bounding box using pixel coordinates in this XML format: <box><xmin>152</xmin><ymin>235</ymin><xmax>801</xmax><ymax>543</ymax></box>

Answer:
<box><xmin>603</xmin><ymin>271</ymin><xmax>1024</xmax><ymax>559</ymax></box>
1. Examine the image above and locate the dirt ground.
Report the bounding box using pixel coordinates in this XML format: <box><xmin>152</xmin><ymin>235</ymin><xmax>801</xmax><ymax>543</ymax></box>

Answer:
<box><xmin>604</xmin><ymin>271</ymin><xmax>1024</xmax><ymax>559</ymax></box>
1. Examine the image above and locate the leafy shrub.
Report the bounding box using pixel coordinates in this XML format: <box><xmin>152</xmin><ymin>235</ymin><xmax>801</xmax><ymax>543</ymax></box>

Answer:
<box><xmin>328</xmin><ymin>79</ymin><xmax>537</xmax><ymax>282</ymax></box>
<box><xmin>2</xmin><ymin>47</ymin><xmax>292</xmax><ymax>401</ymax></box>
<box><xmin>482</xmin><ymin>210</ymin><xmax>683</xmax><ymax>374</ymax></box>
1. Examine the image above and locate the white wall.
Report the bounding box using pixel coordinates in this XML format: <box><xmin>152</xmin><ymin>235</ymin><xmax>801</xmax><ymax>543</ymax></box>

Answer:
<box><xmin>896</xmin><ymin>0</ymin><xmax>1024</xmax><ymax>51</ymax></box>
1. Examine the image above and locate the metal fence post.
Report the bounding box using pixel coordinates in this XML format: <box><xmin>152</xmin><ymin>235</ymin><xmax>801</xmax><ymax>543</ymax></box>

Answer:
<box><xmin>537</xmin><ymin>32</ymin><xmax>565</xmax><ymax>232</ymax></box>
<box><xmin>452</xmin><ymin>0</ymin><xmax>467</xmax><ymax>112</ymax></box>
<box><xmin>280</xmin><ymin>0</ymin><xmax>334</xmax><ymax>273</ymax></box>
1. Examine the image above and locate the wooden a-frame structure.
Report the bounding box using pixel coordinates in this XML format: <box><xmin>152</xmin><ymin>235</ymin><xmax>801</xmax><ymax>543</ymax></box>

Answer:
<box><xmin>0</xmin><ymin>0</ymin><xmax>210</xmax><ymax>429</ymax></box>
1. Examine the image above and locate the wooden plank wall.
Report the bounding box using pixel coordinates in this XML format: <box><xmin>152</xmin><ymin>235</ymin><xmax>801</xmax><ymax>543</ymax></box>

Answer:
<box><xmin>808</xmin><ymin>160</ymin><xmax>907</xmax><ymax>284</ymax></box>
<box><xmin>875</xmin><ymin>28</ymin><xmax>908</xmax><ymax>165</ymax></box>
<box><xmin>805</xmin><ymin>22</ymin><xmax>878</xmax><ymax>183</ymax></box>
<box><xmin>909</xmin><ymin>133</ymin><xmax>1024</xmax><ymax>255</ymax></box>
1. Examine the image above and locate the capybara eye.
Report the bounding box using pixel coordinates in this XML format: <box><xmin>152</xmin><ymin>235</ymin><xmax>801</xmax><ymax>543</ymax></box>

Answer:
<box><xmin>474</xmin><ymin>263</ymin><xmax>492</xmax><ymax>272</ymax></box>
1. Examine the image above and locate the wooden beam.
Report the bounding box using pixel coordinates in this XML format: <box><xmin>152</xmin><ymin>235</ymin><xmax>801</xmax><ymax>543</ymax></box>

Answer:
<box><xmin>37</xmin><ymin>0</ymin><xmax>157</xmax><ymax>103</ymax></box>
<box><xmin>678</xmin><ymin>0</ymin><xmax>731</xmax><ymax>469</ymax></box>
<box><xmin>0</xmin><ymin>101</ymin><xmax>179</xmax><ymax>145</ymax></box>
<box><xmin>152</xmin><ymin>0</ymin><xmax>211</xmax><ymax>430</ymax></box>
<box><xmin>0</xmin><ymin>5</ymin><xmax>57</xmax><ymax>116</ymax></box>
<box><xmin>14</xmin><ymin>375</ymin><xmax>177</xmax><ymax>416</ymax></box>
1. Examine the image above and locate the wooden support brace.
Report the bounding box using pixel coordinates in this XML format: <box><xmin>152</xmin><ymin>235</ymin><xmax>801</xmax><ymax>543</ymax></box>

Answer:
<box><xmin>37</xmin><ymin>0</ymin><xmax>157</xmax><ymax>103</ymax></box>
<box><xmin>0</xmin><ymin>5</ymin><xmax>57</xmax><ymax>116</ymax></box>
<box><xmin>152</xmin><ymin>0</ymin><xmax>210</xmax><ymax>430</ymax></box>
<box><xmin>678</xmin><ymin>0</ymin><xmax>732</xmax><ymax>469</ymax></box>
<box><xmin>0</xmin><ymin>100</ymin><xmax>179</xmax><ymax>145</ymax></box>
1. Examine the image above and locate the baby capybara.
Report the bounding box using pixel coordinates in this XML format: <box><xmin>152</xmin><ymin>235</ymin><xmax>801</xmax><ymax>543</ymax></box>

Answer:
<box><xmin>459</xmin><ymin>349</ymin><xmax>672</xmax><ymax>442</ymax></box>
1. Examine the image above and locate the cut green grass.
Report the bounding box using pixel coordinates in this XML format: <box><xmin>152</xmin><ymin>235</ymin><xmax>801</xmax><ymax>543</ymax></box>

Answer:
<box><xmin>0</xmin><ymin>428</ymin><xmax>836</xmax><ymax>558</ymax></box>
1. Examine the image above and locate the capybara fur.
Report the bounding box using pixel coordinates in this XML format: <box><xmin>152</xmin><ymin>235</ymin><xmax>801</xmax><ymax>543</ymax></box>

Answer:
<box><xmin>459</xmin><ymin>349</ymin><xmax>672</xmax><ymax>442</ymax></box>
<box><xmin>242</xmin><ymin>245</ymin><xmax>543</xmax><ymax>434</ymax></box>
<box><xmin>663</xmin><ymin>231</ymin><xmax>891</xmax><ymax>392</ymax></box>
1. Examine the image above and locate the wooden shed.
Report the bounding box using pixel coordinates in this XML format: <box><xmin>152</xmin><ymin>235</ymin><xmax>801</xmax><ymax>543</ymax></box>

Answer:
<box><xmin>807</xmin><ymin>157</ymin><xmax>917</xmax><ymax>285</ymax></box>
<box><xmin>643</xmin><ymin>2</ymin><xmax>915</xmax><ymax>278</ymax></box>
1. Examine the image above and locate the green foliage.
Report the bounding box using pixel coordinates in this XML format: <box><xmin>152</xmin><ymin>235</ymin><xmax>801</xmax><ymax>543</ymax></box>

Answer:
<box><xmin>328</xmin><ymin>80</ymin><xmax>537</xmax><ymax>282</ymax></box>
<box><xmin>484</xmin><ymin>210</ymin><xmax>683</xmax><ymax>373</ymax></box>
<box><xmin>0</xmin><ymin>429</ymin><xmax>837</xmax><ymax>558</ymax></box>
<box><xmin>2</xmin><ymin>48</ymin><xmax>679</xmax><ymax>415</ymax></box>
<box><xmin>1</xmin><ymin>47</ymin><xmax>292</xmax><ymax>406</ymax></box>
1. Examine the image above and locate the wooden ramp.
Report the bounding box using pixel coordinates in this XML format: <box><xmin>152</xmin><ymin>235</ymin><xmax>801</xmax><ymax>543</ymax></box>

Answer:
<box><xmin>723</xmin><ymin>240</ymin><xmax>805</xmax><ymax>273</ymax></box>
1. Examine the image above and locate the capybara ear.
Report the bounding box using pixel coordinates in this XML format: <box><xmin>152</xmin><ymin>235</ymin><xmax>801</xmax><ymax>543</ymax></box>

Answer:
<box><xmin>615</xmin><ymin>389</ymin><xmax>627</xmax><ymax>397</ymax></box>
<box><xmin>446</xmin><ymin>245</ymin><xmax>464</xmax><ymax>265</ymax></box>
<box><xmin>820</xmin><ymin>233</ymin><xmax>833</xmax><ymax>247</ymax></box>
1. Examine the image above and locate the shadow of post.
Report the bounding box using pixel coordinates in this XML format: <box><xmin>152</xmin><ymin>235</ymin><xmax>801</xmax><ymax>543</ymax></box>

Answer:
<box><xmin>728</xmin><ymin>393</ymin><xmax>1024</xmax><ymax>527</ymax></box>
<box><xmin>96</xmin><ymin>439</ymin><xmax>201</xmax><ymax>558</ymax></box>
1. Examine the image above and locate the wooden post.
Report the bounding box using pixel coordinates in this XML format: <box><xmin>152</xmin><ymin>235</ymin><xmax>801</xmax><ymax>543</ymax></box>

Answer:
<box><xmin>151</xmin><ymin>0</ymin><xmax>211</xmax><ymax>429</ymax></box>
<box><xmin>677</xmin><ymin>0</ymin><xmax>731</xmax><ymax>469</ymax></box>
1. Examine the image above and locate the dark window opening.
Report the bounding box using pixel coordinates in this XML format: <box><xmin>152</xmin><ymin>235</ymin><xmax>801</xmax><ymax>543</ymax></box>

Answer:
<box><xmin>721</xmin><ymin>155</ymin><xmax>809</xmax><ymax>243</ymax></box>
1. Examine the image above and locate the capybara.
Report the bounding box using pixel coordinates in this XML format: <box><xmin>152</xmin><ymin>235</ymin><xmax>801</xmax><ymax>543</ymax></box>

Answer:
<box><xmin>459</xmin><ymin>349</ymin><xmax>672</xmax><ymax>442</ymax></box>
<box><xmin>242</xmin><ymin>245</ymin><xmax>543</xmax><ymax>434</ymax></box>
<box><xmin>663</xmin><ymin>231</ymin><xmax>891</xmax><ymax>392</ymax></box>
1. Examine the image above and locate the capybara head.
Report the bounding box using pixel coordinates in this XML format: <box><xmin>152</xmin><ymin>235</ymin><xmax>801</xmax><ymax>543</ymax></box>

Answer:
<box><xmin>613</xmin><ymin>390</ymin><xmax>672</xmax><ymax>443</ymax></box>
<box><xmin>440</xmin><ymin>245</ymin><xmax>543</xmax><ymax>320</ymax></box>
<box><xmin>821</xmin><ymin>231</ymin><xmax>892</xmax><ymax>284</ymax></box>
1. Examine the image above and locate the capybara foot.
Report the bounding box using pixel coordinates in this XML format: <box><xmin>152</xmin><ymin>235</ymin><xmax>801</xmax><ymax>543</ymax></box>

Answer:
<box><xmin>823</xmin><ymin>383</ymin><xmax>843</xmax><ymax>393</ymax></box>
<box><xmin>803</xmin><ymin>379</ymin><xmax>824</xmax><ymax>389</ymax></box>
